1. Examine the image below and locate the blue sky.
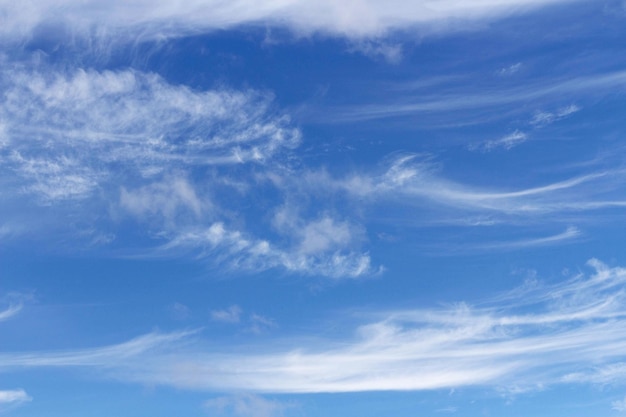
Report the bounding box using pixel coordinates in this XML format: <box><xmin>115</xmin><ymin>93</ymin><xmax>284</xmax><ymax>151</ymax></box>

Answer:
<box><xmin>2</xmin><ymin>0</ymin><xmax>626</xmax><ymax>416</ymax></box>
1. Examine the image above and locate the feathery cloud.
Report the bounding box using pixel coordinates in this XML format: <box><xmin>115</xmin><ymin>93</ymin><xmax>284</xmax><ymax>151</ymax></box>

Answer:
<box><xmin>470</xmin><ymin>130</ymin><xmax>528</xmax><ymax>152</ymax></box>
<box><xmin>3</xmin><ymin>260</ymin><xmax>626</xmax><ymax>393</ymax></box>
<box><xmin>0</xmin><ymin>0</ymin><xmax>583</xmax><ymax>43</ymax></box>
<box><xmin>0</xmin><ymin>293</ymin><xmax>29</xmax><ymax>322</ymax></box>
<box><xmin>0</xmin><ymin>64</ymin><xmax>299</xmax><ymax>204</ymax></box>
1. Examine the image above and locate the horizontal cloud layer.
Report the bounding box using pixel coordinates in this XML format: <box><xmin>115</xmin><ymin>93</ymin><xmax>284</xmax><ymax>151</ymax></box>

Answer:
<box><xmin>3</xmin><ymin>259</ymin><xmax>626</xmax><ymax>393</ymax></box>
<box><xmin>0</xmin><ymin>0</ymin><xmax>583</xmax><ymax>42</ymax></box>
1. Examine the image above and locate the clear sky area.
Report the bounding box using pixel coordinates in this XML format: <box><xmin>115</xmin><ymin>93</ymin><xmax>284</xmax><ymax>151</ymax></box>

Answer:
<box><xmin>2</xmin><ymin>1</ymin><xmax>626</xmax><ymax>416</ymax></box>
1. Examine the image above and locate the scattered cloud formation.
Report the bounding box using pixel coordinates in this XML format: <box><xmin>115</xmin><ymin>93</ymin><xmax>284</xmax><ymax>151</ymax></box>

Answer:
<box><xmin>0</xmin><ymin>59</ymin><xmax>384</xmax><ymax>278</ymax></box>
<box><xmin>4</xmin><ymin>260</ymin><xmax>626</xmax><ymax>394</ymax></box>
<box><xmin>163</xmin><ymin>222</ymin><xmax>376</xmax><ymax>278</ymax></box>
<box><xmin>0</xmin><ymin>64</ymin><xmax>299</xmax><ymax>204</ymax></box>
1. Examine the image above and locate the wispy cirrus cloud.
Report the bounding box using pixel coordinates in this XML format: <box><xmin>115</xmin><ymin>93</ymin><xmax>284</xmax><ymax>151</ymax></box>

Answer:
<box><xmin>474</xmin><ymin>226</ymin><xmax>581</xmax><ymax>250</ymax></box>
<box><xmin>530</xmin><ymin>104</ymin><xmax>581</xmax><ymax>127</ymax></box>
<box><xmin>3</xmin><ymin>259</ymin><xmax>626</xmax><ymax>394</ymax></box>
<box><xmin>0</xmin><ymin>59</ymin><xmax>382</xmax><ymax>278</ymax></box>
<box><xmin>305</xmin><ymin>154</ymin><xmax>626</xmax><ymax>217</ymax></box>
<box><xmin>470</xmin><ymin>130</ymin><xmax>528</xmax><ymax>152</ymax></box>
<box><xmin>0</xmin><ymin>64</ymin><xmax>299</xmax><ymax>204</ymax></box>
<box><xmin>0</xmin><ymin>60</ymin><xmax>378</xmax><ymax>277</ymax></box>
<box><xmin>0</xmin><ymin>303</ymin><xmax>22</xmax><ymax>322</ymax></box>
<box><xmin>0</xmin><ymin>0</ymin><xmax>584</xmax><ymax>43</ymax></box>
<box><xmin>323</xmin><ymin>71</ymin><xmax>626</xmax><ymax>123</ymax></box>
<box><xmin>0</xmin><ymin>293</ymin><xmax>30</xmax><ymax>322</ymax></box>
<box><xmin>161</xmin><ymin>221</ymin><xmax>376</xmax><ymax>278</ymax></box>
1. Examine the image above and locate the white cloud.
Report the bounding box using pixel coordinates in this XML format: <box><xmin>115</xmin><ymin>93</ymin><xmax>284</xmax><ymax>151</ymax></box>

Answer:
<box><xmin>471</xmin><ymin>226</ymin><xmax>581</xmax><ymax>251</ymax></box>
<box><xmin>435</xmin><ymin>406</ymin><xmax>458</xmax><ymax>413</ymax></box>
<box><xmin>297</xmin><ymin>217</ymin><xmax>355</xmax><ymax>255</ymax></box>
<box><xmin>120</xmin><ymin>177</ymin><xmax>204</xmax><ymax>221</ymax></box>
<box><xmin>613</xmin><ymin>396</ymin><xmax>626</xmax><ymax>412</ymax></box>
<box><xmin>205</xmin><ymin>394</ymin><xmax>292</xmax><ymax>417</ymax></box>
<box><xmin>498</xmin><ymin>62</ymin><xmax>523</xmax><ymax>76</ymax></box>
<box><xmin>211</xmin><ymin>305</ymin><xmax>243</xmax><ymax>323</ymax></box>
<box><xmin>0</xmin><ymin>303</ymin><xmax>22</xmax><ymax>322</ymax></box>
<box><xmin>248</xmin><ymin>314</ymin><xmax>277</xmax><ymax>334</ymax></box>
<box><xmin>162</xmin><ymin>222</ymin><xmax>376</xmax><ymax>278</ymax></box>
<box><xmin>0</xmin><ymin>64</ymin><xmax>299</xmax><ymax>204</ymax></box>
<box><xmin>5</xmin><ymin>260</ymin><xmax>626</xmax><ymax>394</ymax></box>
<box><xmin>0</xmin><ymin>0</ymin><xmax>583</xmax><ymax>43</ymax></box>
<box><xmin>0</xmin><ymin>389</ymin><xmax>30</xmax><ymax>404</ymax></box>
<box><xmin>0</xmin><ymin>389</ymin><xmax>31</xmax><ymax>413</ymax></box>
<box><xmin>530</xmin><ymin>104</ymin><xmax>581</xmax><ymax>127</ymax></box>
<box><xmin>349</xmin><ymin>41</ymin><xmax>404</xmax><ymax>64</ymax></box>
<box><xmin>309</xmin><ymin>154</ymin><xmax>625</xmax><ymax>217</ymax></box>
<box><xmin>2</xmin><ymin>62</ymin><xmax>378</xmax><ymax>278</ymax></box>
<box><xmin>326</xmin><ymin>71</ymin><xmax>622</xmax><ymax>123</ymax></box>
<box><xmin>471</xmin><ymin>130</ymin><xmax>528</xmax><ymax>152</ymax></box>
<box><xmin>0</xmin><ymin>293</ymin><xmax>30</xmax><ymax>322</ymax></box>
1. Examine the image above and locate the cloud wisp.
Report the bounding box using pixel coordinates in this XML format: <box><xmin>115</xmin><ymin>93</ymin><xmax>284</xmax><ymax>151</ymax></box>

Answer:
<box><xmin>324</xmin><ymin>71</ymin><xmax>625</xmax><ymax>123</ymax></box>
<box><xmin>0</xmin><ymin>293</ymin><xmax>29</xmax><ymax>323</ymax></box>
<box><xmin>3</xmin><ymin>259</ymin><xmax>626</xmax><ymax>394</ymax></box>
<box><xmin>0</xmin><ymin>64</ymin><xmax>299</xmax><ymax>204</ymax></box>
<box><xmin>305</xmin><ymin>154</ymin><xmax>626</xmax><ymax>218</ymax></box>
<box><xmin>470</xmin><ymin>130</ymin><xmax>528</xmax><ymax>152</ymax></box>
<box><xmin>0</xmin><ymin>389</ymin><xmax>31</xmax><ymax>413</ymax></box>
<box><xmin>0</xmin><ymin>303</ymin><xmax>22</xmax><ymax>322</ymax></box>
<box><xmin>0</xmin><ymin>0</ymin><xmax>583</xmax><ymax>44</ymax></box>
<box><xmin>161</xmin><ymin>221</ymin><xmax>376</xmax><ymax>278</ymax></box>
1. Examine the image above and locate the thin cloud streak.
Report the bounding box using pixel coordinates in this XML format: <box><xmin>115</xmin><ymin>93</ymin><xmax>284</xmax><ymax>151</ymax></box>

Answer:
<box><xmin>325</xmin><ymin>71</ymin><xmax>626</xmax><ymax>122</ymax></box>
<box><xmin>3</xmin><ymin>260</ymin><xmax>626</xmax><ymax>393</ymax></box>
<box><xmin>440</xmin><ymin>226</ymin><xmax>582</xmax><ymax>254</ymax></box>
<box><xmin>0</xmin><ymin>303</ymin><xmax>22</xmax><ymax>322</ymax></box>
<box><xmin>316</xmin><ymin>155</ymin><xmax>625</xmax><ymax>216</ymax></box>
<box><xmin>0</xmin><ymin>294</ymin><xmax>29</xmax><ymax>322</ymax></box>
